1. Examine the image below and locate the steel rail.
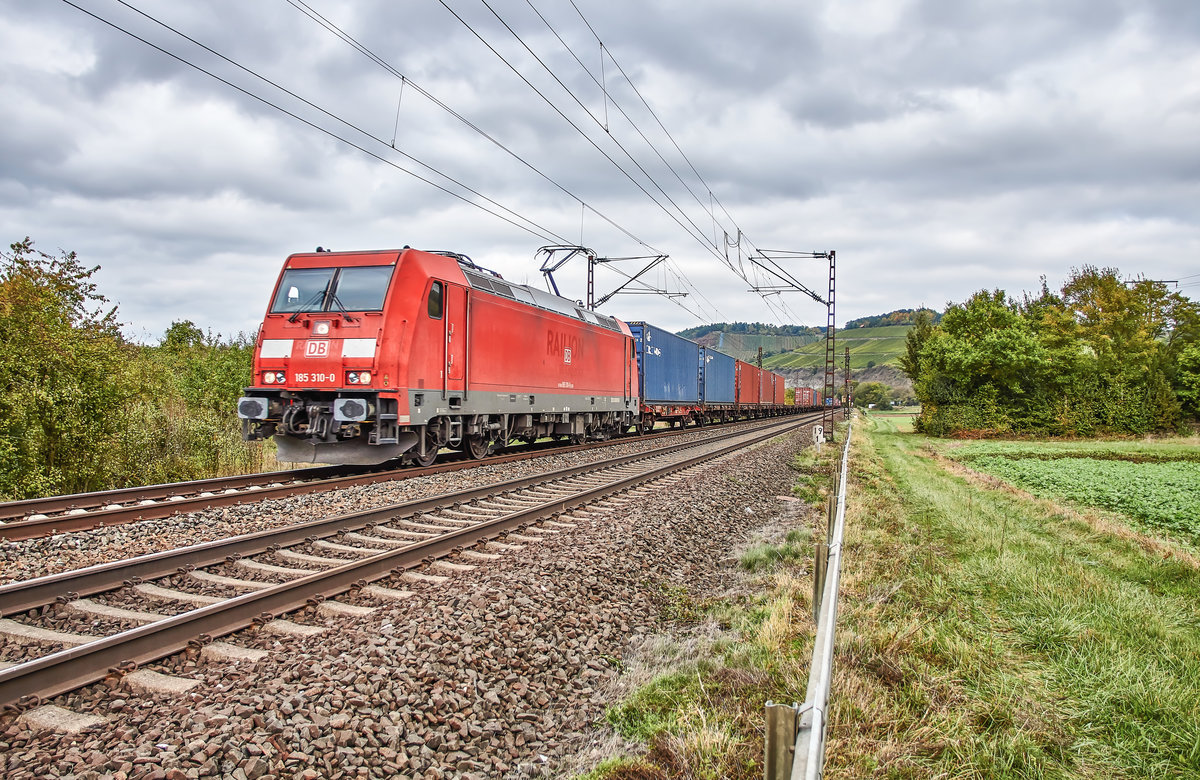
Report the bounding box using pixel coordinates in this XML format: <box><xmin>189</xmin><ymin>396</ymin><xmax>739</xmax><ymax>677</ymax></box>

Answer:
<box><xmin>0</xmin><ymin>414</ymin><xmax>805</xmax><ymax>541</ymax></box>
<box><xmin>0</xmin><ymin>416</ymin><xmax>807</xmax><ymax>711</ymax></box>
<box><xmin>0</xmin><ymin>415</ymin><xmax>816</xmax><ymax>617</ymax></box>
<box><xmin>0</xmin><ymin>464</ymin><xmax>356</xmax><ymax>523</ymax></box>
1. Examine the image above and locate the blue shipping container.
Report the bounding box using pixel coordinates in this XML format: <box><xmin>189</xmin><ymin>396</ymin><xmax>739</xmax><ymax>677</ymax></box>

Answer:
<box><xmin>699</xmin><ymin>347</ymin><xmax>736</xmax><ymax>404</ymax></box>
<box><xmin>630</xmin><ymin>322</ymin><xmax>700</xmax><ymax>404</ymax></box>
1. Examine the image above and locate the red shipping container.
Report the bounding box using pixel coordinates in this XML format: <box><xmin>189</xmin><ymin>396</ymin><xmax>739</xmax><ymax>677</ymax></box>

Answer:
<box><xmin>736</xmin><ymin>360</ymin><xmax>762</xmax><ymax>405</ymax></box>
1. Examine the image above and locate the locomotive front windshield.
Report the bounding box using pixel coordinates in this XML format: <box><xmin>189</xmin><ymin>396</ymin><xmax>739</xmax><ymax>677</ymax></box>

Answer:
<box><xmin>270</xmin><ymin>265</ymin><xmax>395</xmax><ymax>313</ymax></box>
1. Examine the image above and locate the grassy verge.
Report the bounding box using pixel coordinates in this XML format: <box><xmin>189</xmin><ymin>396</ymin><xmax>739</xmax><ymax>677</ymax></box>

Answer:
<box><xmin>826</xmin><ymin>413</ymin><xmax>1200</xmax><ymax>777</ymax></box>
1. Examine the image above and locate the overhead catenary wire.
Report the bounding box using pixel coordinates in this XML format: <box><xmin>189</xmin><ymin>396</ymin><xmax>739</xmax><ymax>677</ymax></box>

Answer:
<box><xmin>69</xmin><ymin>0</ymin><xmax>821</xmax><ymax>329</ymax></box>
<box><xmin>112</xmin><ymin>0</ymin><xmax>568</xmax><ymax>244</ymax></box>
<box><xmin>474</xmin><ymin>0</ymin><xmax>727</xmax><ymax>258</ymax></box>
<box><xmin>67</xmin><ymin>0</ymin><xmax>569</xmax><ymax>245</ymax></box>
<box><xmin>566</xmin><ymin>0</ymin><xmax>832</xmax><ymax>330</ymax></box>
<box><xmin>567</xmin><ymin>1</ymin><xmax>767</xmax><ymax>260</ymax></box>
<box><xmin>519</xmin><ymin>0</ymin><xmax>747</xmax><ymax>322</ymax></box>
<box><xmin>448</xmin><ymin>0</ymin><xmax>809</xmax><ymax>324</ymax></box>
<box><xmin>292</xmin><ymin>0</ymin><xmax>812</xmax><ymax>328</ymax></box>
<box><xmin>562</xmin><ymin>0</ymin><xmax>823</xmax><ymax>324</ymax></box>
<box><xmin>282</xmin><ymin>0</ymin><xmax>660</xmax><ymax>256</ymax></box>
<box><xmin>434</xmin><ymin>0</ymin><xmax>761</xmax><ymax>323</ymax></box>
<box><xmin>543</xmin><ymin>0</ymin><xmax>790</xmax><ymax>308</ymax></box>
<box><xmin>437</xmin><ymin>0</ymin><xmax>734</xmax><ymax>270</ymax></box>
<box><xmin>525</xmin><ymin>0</ymin><xmax>723</xmax><ymax>231</ymax></box>
<box><xmin>283</xmin><ymin>0</ymin><xmax>720</xmax><ymax>324</ymax></box>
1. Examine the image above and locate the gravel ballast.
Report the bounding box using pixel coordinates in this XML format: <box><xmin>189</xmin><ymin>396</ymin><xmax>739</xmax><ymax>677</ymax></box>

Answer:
<box><xmin>0</xmin><ymin>425</ymin><xmax>809</xmax><ymax>779</ymax></box>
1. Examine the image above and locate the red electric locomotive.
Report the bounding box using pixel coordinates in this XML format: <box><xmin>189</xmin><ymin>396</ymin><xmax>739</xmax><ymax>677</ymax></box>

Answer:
<box><xmin>237</xmin><ymin>248</ymin><xmax>639</xmax><ymax>465</ymax></box>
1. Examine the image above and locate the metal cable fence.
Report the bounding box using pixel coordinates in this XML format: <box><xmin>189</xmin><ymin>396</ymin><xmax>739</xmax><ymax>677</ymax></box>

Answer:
<box><xmin>765</xmin><ymin>414</ymin><xmax>853</xmax><ymax>779</ymax></box>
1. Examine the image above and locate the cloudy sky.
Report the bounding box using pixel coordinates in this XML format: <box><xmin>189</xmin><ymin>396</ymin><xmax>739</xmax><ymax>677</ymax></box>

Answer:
<box><xmin>3</xmin><ymin>0</ymin><xmax>1198</xmax><ymax>341</ymax></box>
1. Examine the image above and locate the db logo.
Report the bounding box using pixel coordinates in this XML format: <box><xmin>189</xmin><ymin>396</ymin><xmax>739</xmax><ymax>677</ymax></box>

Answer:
<box><xmin>305</xmin><ymin>340</ymin><xmax>330</xmax><ymax>357</ymax></box>
<box><xmin>563</xmin><ymin>348</ymin><xmax>572</xmax><ymax>364</ymax></box>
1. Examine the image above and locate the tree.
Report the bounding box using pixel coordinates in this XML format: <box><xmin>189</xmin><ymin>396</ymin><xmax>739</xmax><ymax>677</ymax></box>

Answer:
<box><xmin>156</xmin><ymin>320</ymin><xmax>254</xmax><ymax>414</ymax></box>
<box><xmin>899</xmin><ymin>308</ymin><xmax>935</xmax><ymax>383</ymax></box>
<box><xmin>161</xmin><ymin>319</ymin><xmax>206</xmax><ymax>350</ymax></box>
<box><xmin>0</xmin><ymin>238</ymin><xmax>134</xmax><ymax>497</ymax></box>
<box><xmin>909</xmin><ymin>269</ymin><xmax>1199</xmax><ymax>437</ymax></box>
<box><xmin>854</xmin><ymin>382</ymin><xmax>891</xmax><ymax>408</ymax></box>
<box><xmin>1177</xmin><ymin>343</ymin><xmax>1200</xmax><ymax>418</ymax></box>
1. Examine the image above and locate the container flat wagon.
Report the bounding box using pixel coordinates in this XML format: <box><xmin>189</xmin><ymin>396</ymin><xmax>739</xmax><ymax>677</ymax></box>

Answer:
<box><xmin>630</xmin><ymin>321</ymin><xmax>701</xmax><ymax>430</ymax></box>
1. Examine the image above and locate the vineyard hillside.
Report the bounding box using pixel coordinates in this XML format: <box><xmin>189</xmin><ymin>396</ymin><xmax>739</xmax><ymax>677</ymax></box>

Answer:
<box><xmin>763</xmin><ymin>325</ymin><xmax>911</xmax><ymax>370</ymax></box>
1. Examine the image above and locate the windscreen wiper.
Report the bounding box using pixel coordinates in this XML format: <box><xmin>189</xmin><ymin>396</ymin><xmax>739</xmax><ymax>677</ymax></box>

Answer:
<box><xmin>329</xmin><ymin>294</ymin><xmax>358</xmax><ymax>323</ymax></box>
<box><xmin>288</xmin><ymin>284</ymin><xmax>331</xmax><ymax>323</ymax></box>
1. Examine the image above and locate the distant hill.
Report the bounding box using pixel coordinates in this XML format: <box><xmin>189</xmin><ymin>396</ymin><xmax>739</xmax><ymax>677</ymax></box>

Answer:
<box><xmin>675</xmin><ymin>321</ymin><xmax>821</xmax><ymax>361</ymax></box>
<box><xmin>763</xmin><ymin>325</ymin><xmax>910</xmax><ymax>370</ymax></box>
<box><xmin>676</xmin><ymin>321</ymin><xmax>819</xmax><ymax>339</ymax></box>
<box><xmin>675</xmin><ymin>311</ymin><xmax>934</xmax><ymax>366</ymax></box>
<box><xmin>845</xmin><ymin>308</ymin><xmax>940</xmax><ymax>329</ymax></box>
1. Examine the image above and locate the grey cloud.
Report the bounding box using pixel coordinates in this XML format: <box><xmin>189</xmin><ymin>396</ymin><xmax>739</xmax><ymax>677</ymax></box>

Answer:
<box><xmin>1</xmin><ymin>0</ymin><xmax>1197</xmax><ymax>341</ymax></box>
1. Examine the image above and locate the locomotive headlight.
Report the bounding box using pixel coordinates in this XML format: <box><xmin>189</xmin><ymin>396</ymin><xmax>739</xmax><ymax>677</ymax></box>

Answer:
<box><xmin>313</xmin><ymin>320</ymin><xmax>331</xmax><ymax>336</ymax></box>
<box><xmin>346</xmin><ymin>371</ymin><xmax>371</xmax><ymax>385</ymax></box>
<box><xmin>263</xmin><ymin>372</ymin><xmax>275</xmax><ymax>384</ymax></box>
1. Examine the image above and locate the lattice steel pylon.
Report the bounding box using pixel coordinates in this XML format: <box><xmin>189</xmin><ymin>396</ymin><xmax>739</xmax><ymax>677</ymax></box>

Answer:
<box><xmin>822</xmin><ymin>251</ymin><xmax>837</xmax><ymax>439</ymax></box>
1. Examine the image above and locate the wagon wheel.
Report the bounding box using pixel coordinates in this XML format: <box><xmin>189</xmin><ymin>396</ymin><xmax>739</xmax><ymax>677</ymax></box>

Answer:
<box><xmin>461</xmin><ymin>434</ymin><xmax>491</xmax><ymax>460</ymax></box>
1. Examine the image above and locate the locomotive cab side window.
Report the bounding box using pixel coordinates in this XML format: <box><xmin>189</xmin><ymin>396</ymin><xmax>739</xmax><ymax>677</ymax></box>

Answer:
<box><xmin>428</xmin><ymin>281</ymin><xmax>444</xmax><ymax>319</ymax></box>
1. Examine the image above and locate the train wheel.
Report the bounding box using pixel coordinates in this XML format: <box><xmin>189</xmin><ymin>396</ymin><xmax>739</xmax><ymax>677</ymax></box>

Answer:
<box><xmin>412</xmin><ymin>432</ymin><xmax>439</xmax><ymax>467</ymax></box>
<box><xmin>462</xmin><ymin>434</ymin><xmax>490</xmax><ymax>460</ymax></box>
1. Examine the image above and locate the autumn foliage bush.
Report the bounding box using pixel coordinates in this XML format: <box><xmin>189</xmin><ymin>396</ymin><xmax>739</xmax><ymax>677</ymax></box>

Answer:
<box><xmin>0</xmin><ymin>238</ymin><xmax>270</xmax><ymax>499</ymax></box>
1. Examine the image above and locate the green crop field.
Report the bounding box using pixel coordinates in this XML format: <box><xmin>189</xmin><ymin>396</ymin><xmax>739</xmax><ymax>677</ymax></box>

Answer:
<box><xmin>949</xmin><ymin>439</ymin><xmax>1200</xmax><ymax>543</ymax></box>
<box><xmin>763</xmin><ymin>325</ymin><xmax>910</xmax><ymax>370</ymax></box>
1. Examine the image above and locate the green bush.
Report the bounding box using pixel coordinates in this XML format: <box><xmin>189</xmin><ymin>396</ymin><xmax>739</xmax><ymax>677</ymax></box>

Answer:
<box><xmin>1</xmin><ymin>238</ymin><xmax>270</xmax><ymax>499</ymax></box>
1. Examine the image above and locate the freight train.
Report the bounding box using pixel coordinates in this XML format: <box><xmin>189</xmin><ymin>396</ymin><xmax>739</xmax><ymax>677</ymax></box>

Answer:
<box><xmin>236</xmin><ymin>247</ymin><xmax>824</xmax><ymax>465</ymax></box>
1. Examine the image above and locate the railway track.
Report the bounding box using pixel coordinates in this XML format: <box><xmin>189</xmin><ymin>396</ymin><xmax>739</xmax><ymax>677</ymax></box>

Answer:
<box><xmin>0</xmin><ymin>415</ymin><xmax>803</xmax><ymax>541</ymax></box>
<box><xmin>0</xmin><ymin>414</ymin><xmax>811</xmax><ymax>714</ymax></box>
